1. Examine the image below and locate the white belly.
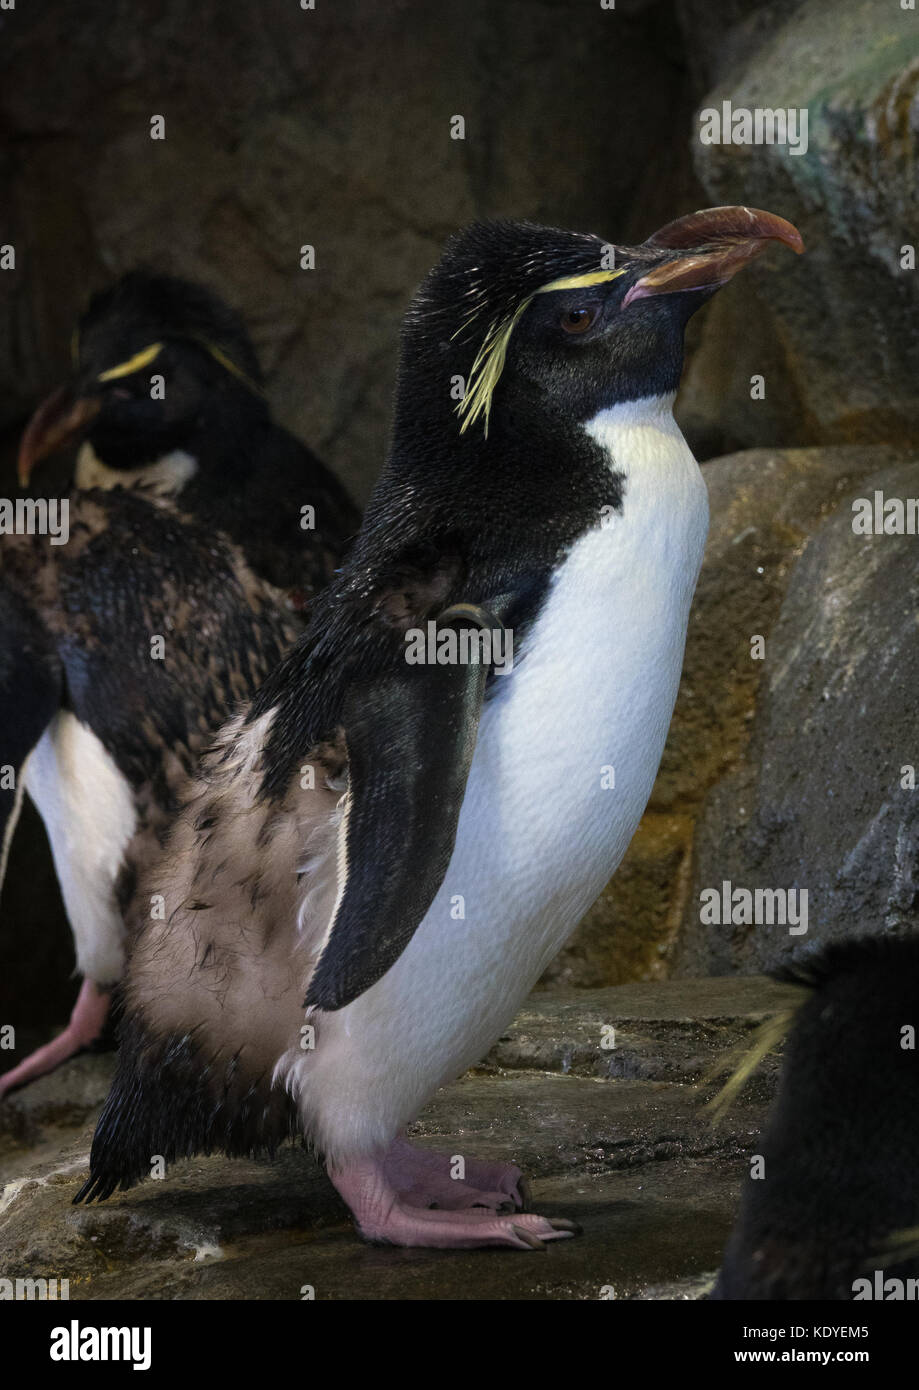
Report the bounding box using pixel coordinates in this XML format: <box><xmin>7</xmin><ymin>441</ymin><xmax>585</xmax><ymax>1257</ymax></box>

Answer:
<box><xmin>22</xmin><ymin>712</ymin><xmax>136</xmax><ymax>985</ymax></box>
<box><xmin>289</xmin><ymin>397</ymin><xmax>709</xmax><ymax>1162</ymax></box>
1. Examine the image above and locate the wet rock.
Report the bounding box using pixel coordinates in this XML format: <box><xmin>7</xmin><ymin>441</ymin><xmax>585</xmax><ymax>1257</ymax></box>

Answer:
<box><xmin>657</xmin><ymin>447</ymin><xmax>903</xmax><ymax>811</ymax></box>
<box><xmin>0</xmin><ymin>1050</ymin><xmax>115</xmax><ymax>1137</ymax></box>
<box><xmin>491</xmin><ymin>975</ymin><xmax>800</xmax><ymax>1083</ymax></box>
<box><xmin>678</xmin><ymin>0</ymin><xmax>919</xmax><ymax>451</ymax></box>
<box><xmin>0</xmin><ymin>977</ymin><xmax>792</xmax><ymax>1299</ymax></box>
<box><xmin>678</xmin><ymin>459</ymin><xmax>919</xmax><ymax>974</ymax></box>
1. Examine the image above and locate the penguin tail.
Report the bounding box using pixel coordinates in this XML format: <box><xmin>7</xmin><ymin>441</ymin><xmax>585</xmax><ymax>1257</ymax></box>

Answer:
<box><xmin>74</xmin><ymin>1014</ymin><xmax>298</xmax><ymax>1204</ymax></box>
<box><xmin>74</xmin><ymin>1015</ymin><xmax>197</xmax><ymax>1204</ymax></box>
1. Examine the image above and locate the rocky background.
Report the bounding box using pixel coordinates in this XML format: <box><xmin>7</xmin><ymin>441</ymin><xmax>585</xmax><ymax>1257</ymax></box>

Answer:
<box><xmin>2</xmin><ymin>0</ymin><xmax>918</xmax><ymax>1016</ymax></box>
<box><xmin>550</xmin><ymin>0</ymin><xmax>919</xmax><ymax>986</ymax></box>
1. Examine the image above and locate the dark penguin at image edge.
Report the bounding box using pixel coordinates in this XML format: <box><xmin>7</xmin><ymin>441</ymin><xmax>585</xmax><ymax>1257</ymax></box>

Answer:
<box><xmin>0</xmin><ymin>276</ymin><xmax>359</xmax><ymax>1095</ymax></box>
<box><xmin>78</xmin><ymin>207</ymin><xmax>804</xmax><ymax>1249</ymax></box>
<box><xmin>712</xmin><ymin>934</ymin><xmax>919</xmax><ymax>1301</ymax></box>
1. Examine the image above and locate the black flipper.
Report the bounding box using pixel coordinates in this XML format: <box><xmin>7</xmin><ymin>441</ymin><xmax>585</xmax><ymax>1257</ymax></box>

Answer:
<box><xmin>304</xmin><ymin>603</ymin><xmax>503</xmax><ymax>1011</ymax></box>
<box><xmin>0</xmin><ymin>589</ymin><xmax>61</xmax><ymax>892</ymax></box>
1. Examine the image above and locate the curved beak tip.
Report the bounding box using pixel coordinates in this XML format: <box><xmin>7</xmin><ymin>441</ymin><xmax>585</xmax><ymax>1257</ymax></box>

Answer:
<box><xmin>627</xmin><ymin>204</ymin><xmax>805</xmax><ymax>305</ymax></box>
<box><xmin>749</xmin><ymin>211</ymin><xmax>804</xmax><ymax>257</ymax></box>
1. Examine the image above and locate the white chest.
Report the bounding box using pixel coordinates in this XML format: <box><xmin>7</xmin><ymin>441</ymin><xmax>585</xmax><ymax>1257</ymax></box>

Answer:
<box><xmin>75</xmin><ymin>442</ymin><xmax>198</xmax><ymax>496</ymax></box>
<box><xmin>442</xmin><ymin>397</ymin><xmax>709</xmax><ymax>971</ymax></box>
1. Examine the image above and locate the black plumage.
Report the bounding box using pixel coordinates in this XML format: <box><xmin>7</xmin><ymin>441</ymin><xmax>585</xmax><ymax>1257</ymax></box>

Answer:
<box><xmin>1</xmin><ymin>274</ymin><xmax>358</xmax><ymax>1094</ymax></box>
<box><xmin>713</xmin><ymin>935</ymin><xmax>919</xmax><ymax>1300</ymax></box>
<box><xmin>0</xmin><ymin>489</ymin><xmax>301</xmax><ymax>1082</ymax></box>
<box><xmin>2</xmin><ymin>488</ymin><xmax>299</xmax><ymax>826</ymax></box>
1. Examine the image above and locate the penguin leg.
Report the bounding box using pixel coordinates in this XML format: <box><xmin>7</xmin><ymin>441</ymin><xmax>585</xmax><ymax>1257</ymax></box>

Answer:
<box><xmin>382</xmin><ymin>1136</ymin><xmax>530</xmax><ymax>1212</ymax></box>
<box><xmin>328</xmin><ymin>1156</ymin><xmax>578</xmax><ymax>1250</ymax></box>
<box><xmin>0</xmin><ymin>978</ymin><xmax>110</xmax><ymax>1098</ymax></box>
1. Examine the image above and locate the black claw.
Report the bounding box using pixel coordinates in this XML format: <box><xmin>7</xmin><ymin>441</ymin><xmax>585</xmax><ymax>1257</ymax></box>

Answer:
<box><xmin>511</xmin><ymin>1224</ymin><xmax>547</xmax><ymax>1251</ymax></box>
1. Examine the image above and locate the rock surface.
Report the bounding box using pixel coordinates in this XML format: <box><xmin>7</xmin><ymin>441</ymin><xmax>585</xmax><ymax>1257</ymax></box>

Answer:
<box><xmin>677</xmin><ymin>0</ymin><xmax>919</xmax><ymax>452</ymax></box>
<box><xmin>0</xmin><ymin>977</ymin><xmax>798</xmax><ymax>1300</ymax></box>
<box><xmin>678</xmin><ymin>460</ymin><xmax>919</xmax><ymax>975</ymax></box>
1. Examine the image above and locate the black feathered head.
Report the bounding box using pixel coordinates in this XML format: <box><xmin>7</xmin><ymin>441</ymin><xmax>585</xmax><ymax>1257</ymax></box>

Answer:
<box><xmin>76</xmin><ymin>270</ymin><xmax>264</xmax><ymax>396</ymax></box>
<box><xmin>394</xmin><ymin>209</ymin><xmax>803</xmax><ymax>447</ymax></box>
<box><xmin>19</xmin><ymin>271</ymin><xmax>267</xmax><ymax>483</ymax></box>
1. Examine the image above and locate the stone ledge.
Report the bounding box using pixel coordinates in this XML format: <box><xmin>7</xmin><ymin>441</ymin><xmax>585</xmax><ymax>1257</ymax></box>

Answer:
<box><xmin>0</xmin><ymin>978</ymin><xmax>790</xmax><ymax>1299</ymax></box>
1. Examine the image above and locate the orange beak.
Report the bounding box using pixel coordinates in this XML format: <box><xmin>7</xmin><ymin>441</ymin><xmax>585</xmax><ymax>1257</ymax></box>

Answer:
<box><xmin>17</xmin><ymin>387</ymin><xmax>101</xmax><ymax>488</ymax></box>
<box><xmin>623</xmin><ymin>205</ymin><xmax>804</xmax><ymax>308</ymax></box>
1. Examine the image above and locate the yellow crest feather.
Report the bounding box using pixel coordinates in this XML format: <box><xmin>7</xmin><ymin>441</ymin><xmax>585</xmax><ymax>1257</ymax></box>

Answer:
<box><xmin>456</xmin><ymin>267</ymin><xmax>626</xmax><ymax>437</ymax></box>
<box><xmin>97</xmin><ymin>342</ymin><xmax>163</xmax><ymax>382</ymax></box>
<box><xmin>870</xmin><ymin>1226</ymin><xmax>919</xmax><ymax>1270</ymax></box>
<box><xmin>196</xmin><ymin>339</ymin><xmax>265</xmax><ymax>397</ymax></box>
<box><xmin>97</xmin><ymin>337</ymin><xmax>263</xmax><ymax>397</ymax></box>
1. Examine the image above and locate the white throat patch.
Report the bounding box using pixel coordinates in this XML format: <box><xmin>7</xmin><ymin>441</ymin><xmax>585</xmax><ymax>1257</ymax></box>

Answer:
<box><xmin>75</xmin><ymin>442</ymin><xmax>198</xmax><ymax>497</ymax></box>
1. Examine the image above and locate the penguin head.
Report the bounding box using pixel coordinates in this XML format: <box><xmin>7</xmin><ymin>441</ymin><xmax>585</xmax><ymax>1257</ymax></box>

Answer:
<box><xmin>18</xmin><ymin>271</ymin><xmax>267</xmax><ymax>487</ymax></box>
<box><xmin>396</xmin><ymin>207</ymin><xmax>802</xmax><ymax>445</ymax></box>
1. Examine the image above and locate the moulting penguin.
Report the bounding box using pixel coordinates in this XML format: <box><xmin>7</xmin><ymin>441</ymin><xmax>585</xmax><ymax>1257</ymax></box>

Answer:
<box><xmin>0</xmin><ymin>277</ymin><xmax>358</xmax><ymax>1094</ymax></box>
<box><xmin>78</xmin><ymin>207</ymin><xmax>804</xmax><ymax>1248</ymax></box>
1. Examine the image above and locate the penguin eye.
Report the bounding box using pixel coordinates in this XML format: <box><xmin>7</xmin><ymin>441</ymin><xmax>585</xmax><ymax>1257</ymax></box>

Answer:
<box><xmin>559</xmin><ymin>306</ymin><xmax>597</xmax><ymax>335</ymax></box>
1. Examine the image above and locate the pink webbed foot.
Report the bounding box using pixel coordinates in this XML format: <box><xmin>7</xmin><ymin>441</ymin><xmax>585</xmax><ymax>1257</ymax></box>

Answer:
<box><xmin>0</xmin><ymin>978</ymin><xmax>111</xmax><ymax>1098</ymax></box>
<box><xmin>383</xmin><ymin>1136</ymin><xmax>530</xmax><ymax>1212</ymax></box>
<box><xmin>330</xmin><ymin>1151</ymin><xmax>579</xmax><ymax>1250</ymax></box>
